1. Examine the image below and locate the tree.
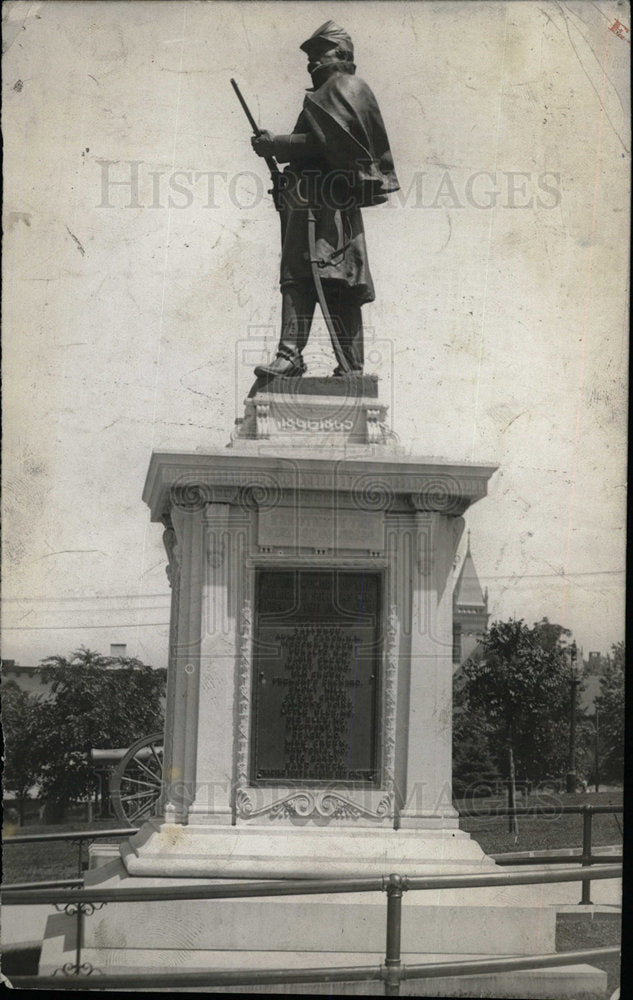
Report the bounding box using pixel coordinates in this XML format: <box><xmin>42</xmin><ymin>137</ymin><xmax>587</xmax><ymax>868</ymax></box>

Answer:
<box><xmin>452</xmin><ymin>698</ymin><xmax>500</xmax><ymax>799</ymax></box>
<box><xmin>594</xmin><ymin>641</ymin><xmax>625</xmax><ymax>783</ymax></box>
<box><xmin>462</xmin><ymin>619</ymin><xmax>578</xmax><ymax>791</ymax></box>
<box><xmin>35</xmin><ymin>647</ymin><xmax>166</xmax><ymax>814</ymax></box>
<box><xmin>2</xmin><ymin>681</ymin><xmax>42</xmax><ymax>825</ymax></box>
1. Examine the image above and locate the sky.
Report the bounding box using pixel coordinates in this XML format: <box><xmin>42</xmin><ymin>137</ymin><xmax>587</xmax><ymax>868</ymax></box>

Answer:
<box><xmin>2</xmin><ymin>0</ymin><xmax>629</xmax><ymax>668</ymax></box>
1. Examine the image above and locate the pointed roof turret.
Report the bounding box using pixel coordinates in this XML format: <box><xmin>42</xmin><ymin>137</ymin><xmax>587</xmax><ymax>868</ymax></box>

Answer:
<box><xmin>454</xmin><ymin>532</ymin><xmax>487</xmax><ymax>610</ymax></box>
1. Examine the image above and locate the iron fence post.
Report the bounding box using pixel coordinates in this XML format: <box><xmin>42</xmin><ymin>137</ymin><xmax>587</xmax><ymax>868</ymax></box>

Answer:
<box><xmin>384</xmin><ymin>873</ymin><xmax>406</xmax><ymax>996</ymax></box>
<box><xmin>52</xmin><ymin>901</ymin><xmax>106</xmax><ymax>977</ymax></box>
<box><xmin>580</xmin><ymin>805</ymin><xmax>593</xmax><ymax>904</ymax></box>
<box><xmin>74</xmin><ymin>905</ymin><xmax>83</xmax><ymax>975</ymax></box>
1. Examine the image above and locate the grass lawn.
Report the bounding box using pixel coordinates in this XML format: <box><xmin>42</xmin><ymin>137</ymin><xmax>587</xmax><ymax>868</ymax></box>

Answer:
<box><xmin>2</xmin><ymin>817</ymin><xmax>132</xmax><ymax>884</ymax></box>
<box><xmin>457</xmin><ymin>790</ymin><xmax>623</xmax><ymax>856</ymax></box>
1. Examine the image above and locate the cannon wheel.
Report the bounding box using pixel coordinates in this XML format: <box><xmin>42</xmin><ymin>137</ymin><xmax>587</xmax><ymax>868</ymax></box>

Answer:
<box><xmin>110</xmin><ymin>732</ymin><xmax>164</xmax><ymax>827</ymax></box>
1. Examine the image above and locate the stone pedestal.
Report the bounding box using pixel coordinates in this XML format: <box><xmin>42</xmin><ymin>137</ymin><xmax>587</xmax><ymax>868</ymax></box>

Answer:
<box><xmin>128</xmin><ymin>375</ymin><xmax>497</xmax><ymax>867</ymax></box>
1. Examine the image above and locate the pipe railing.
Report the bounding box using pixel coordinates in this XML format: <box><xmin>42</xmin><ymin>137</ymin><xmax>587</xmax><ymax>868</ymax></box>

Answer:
<box><xmin>0</xmin><ymin>863</ymin><xmax>622</xmax><ymax>906</ymax></box>
<box><xmin>3</xmin><ymin>803</ymin><xmax>622</xmax><ymax>903</ymax></box>
<box><xmin>9</xmin><ymin>948</ymin><xmax>622</xmax><ymax>993</ymax></box>
<box><xmin>2</xmin><ymin>866</ymin><xmax>621</xmax><ymax>995</ymax></box>
<box><xmin>2</xmin><ymin>827</ymin><xmax>135</xmax><ymax>886</ymax></box>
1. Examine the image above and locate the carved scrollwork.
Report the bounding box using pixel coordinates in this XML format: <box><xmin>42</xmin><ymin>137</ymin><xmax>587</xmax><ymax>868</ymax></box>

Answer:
<box><xmin>162</xmin><ymin>520</ymin><xmax>180</xmax><ymax>589</ymax></box>
<box><xmin>237</xmin><ymin>473</ymin><xmax>282</xmax><ymax>512</ymax></box>
<box><xmin>53</xmin><ymin>901</ymin><xmax>107</xmax><ymax>918</ymax></box>
<box><xmin>255</xmin><ymin>400</ymin><xmax>271</xmax><ymax>439</ymax></box>
<box><xmin>235</xmin><ymin>786</ymin><xmax>254</xmax><ymax>814</ymax></box>
<box><xmin>170</xmin><ymin>483</ymin><xmax>239</xmax><ymax>511</ymax></box>
<box><xmin>53</xmin><ymin>961</ymin><xmax>103</xmax><ymax>977</ymax></box>
<box><xmin>365</xmin><ymin>404</ymin><xmax>393</xmax><ymax>445</ymax></box>
<box><xmin>170</xmin><ymin>483</ymin><xmax>214</xmax><ymax>511</ymax></box>
<box><xmin>409</xmin><ymin>474</ymin><xmax>470</xmax><ymax>514</ymax></box>
<box><xmin>236</xmin><ymin>789</ymin><xmax>393</xmax><ymax>821</ymax></box>
<box><xmin>351</xmin><ymin>473</ymin><xmax>395</xmax><ymax>512</ymax></box>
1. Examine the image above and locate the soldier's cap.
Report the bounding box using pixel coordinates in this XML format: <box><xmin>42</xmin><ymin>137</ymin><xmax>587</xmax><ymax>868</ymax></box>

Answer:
<box><xmin>300</xmin><ymin>21</ymin><xmax>354</xmax><ymax>57</ymax></box>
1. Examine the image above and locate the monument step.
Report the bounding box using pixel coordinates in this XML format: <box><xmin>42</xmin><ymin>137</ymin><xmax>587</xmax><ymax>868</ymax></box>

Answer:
<box><xmin>120</xmin><ymin>820</ymin><xmax>494</xmax><ymax>880</ymax></box>
<box><xmin>39</xmin><ymin>856</ymin><xmax>557</xmax><ymax>974</ymax></box>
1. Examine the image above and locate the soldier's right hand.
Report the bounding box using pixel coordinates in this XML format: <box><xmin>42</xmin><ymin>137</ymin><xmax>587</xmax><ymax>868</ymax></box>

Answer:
<box><xmin>251</xmin><ymin>130</ymin><xmax>275</xmax><ymax>157</ymax></box>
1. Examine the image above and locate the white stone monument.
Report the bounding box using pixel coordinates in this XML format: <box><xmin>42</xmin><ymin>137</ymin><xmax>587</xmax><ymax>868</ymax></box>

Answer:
<box><xmin>124</xmin><ymin>378</ymin><xmax>498</xmax><ymax>877</ymax></box>
<box><xmin>39</xmin><ymin>380</ymin><xmax>606</xmax><ymax>995</ymax></box>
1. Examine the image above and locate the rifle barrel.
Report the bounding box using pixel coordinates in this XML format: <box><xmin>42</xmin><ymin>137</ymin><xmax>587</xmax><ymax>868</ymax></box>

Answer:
<box><xmin>230</xmin><ymin>78</ymin><xmax>261</xmax><ymax>136</ymax></box>
<box><xmin>230</xmin><ymin>77</ymin><xmax>283</xmax><ymax>216</ymax></box>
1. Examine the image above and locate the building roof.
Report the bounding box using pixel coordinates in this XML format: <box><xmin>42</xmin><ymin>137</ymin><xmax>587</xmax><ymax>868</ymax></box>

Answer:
<box><xmin>454</xmin><ymin>535</ymin><xmax>487</xmax><ymax>610</ymax></box>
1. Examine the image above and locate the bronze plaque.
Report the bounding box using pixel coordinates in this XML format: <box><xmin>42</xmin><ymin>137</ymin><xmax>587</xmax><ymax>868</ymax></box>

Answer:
<box><xmin>251</xmin><ymin>569</ymin><xmax>382</xmax><ymax>783</ymax></box>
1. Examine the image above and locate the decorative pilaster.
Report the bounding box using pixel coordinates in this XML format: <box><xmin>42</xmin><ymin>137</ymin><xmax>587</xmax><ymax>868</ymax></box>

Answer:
<box><xmin>399</xmin><ymin>510</ymin><xmax>464</xmax><ymax>827</ymax></box>
<box><xmin>187</xmin><ymin>501</ymin><xmax>235</xmax><ymax>824</ymax></box>
<box><xmin>160</xmin><ymin>501</ymin><xmax>205</xmax><ymax>823</ymax></box>
<box><xmin>158</xmin><ymin>518</ymin><xmax>180</xmax><ymax>819</ymax></box>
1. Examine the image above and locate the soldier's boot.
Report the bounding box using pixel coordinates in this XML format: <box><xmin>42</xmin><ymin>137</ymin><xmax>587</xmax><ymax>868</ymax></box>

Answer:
<box><xmin>254</xmin><ymin>285</ymin><xmax>313</xmax><ymax>379</ymax></box>
<box><xmin>254</xmin><ymin>351</ymin><xmax>307</xmax><ymax>378</ymax></box>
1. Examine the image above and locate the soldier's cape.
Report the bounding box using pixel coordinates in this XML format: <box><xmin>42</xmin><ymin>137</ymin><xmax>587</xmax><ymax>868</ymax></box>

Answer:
<box><xmin>301</xmin><ymin>72</ymin><xmax>400</xmax><ymax>207</ymax></box>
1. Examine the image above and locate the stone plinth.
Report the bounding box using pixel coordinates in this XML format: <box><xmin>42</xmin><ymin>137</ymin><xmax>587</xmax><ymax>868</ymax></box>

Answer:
<box><xmin>233</xmin><ymin>375</ymin><xmax>391</xmax><ymax>447</ymax></box>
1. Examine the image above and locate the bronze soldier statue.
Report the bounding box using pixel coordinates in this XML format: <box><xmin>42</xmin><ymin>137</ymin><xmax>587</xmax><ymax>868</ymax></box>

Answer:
<box><xmin>249</xmin><ymin>21</ymin><xmax>399</xmax><ymax>378</ymax></box>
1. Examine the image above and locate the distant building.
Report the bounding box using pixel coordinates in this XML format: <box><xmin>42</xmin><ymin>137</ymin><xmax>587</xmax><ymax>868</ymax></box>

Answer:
<box><xmin>2</xmin><ymin>644</ymin><xmax>127</xmax><ymax>699</ymax></box>
<box><xmin>579</xmin><ymin>650</ymin><xmax>610</xmax><ymax>714</ymax></box>
<box><xmin>585</xmin><ymin>651</ymin><xmax>603</xmax><ymax>675</ymax></box>
<box><xmin>1</xmin><ymin>660</ymin><xmax>52</xmax><ymax>698</ymax></box>
<box><xmin>452</xmin><ymin>535</ymin><xmax>489</xmax><ymax>668</ymax></box>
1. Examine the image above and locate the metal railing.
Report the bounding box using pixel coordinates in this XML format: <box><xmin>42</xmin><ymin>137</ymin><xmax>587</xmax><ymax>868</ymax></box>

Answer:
<box><xmin>463</xmin><ymin>802</ymin><xmax>623</xmax><ymax>904</ymax></box>
<box><xmin>2</xmin><ymin>827</ymin><xmax>135</xmax><ymax>889</ymax></box>
<box><xmin>3</xmin><ymin>801</ymin><xmax>623</xmax><ymax>904</ymax></box>
<box><xmin>1</xmin><ymin>865</ymin><xmax>621</xmax><ymax>994</ymax></box>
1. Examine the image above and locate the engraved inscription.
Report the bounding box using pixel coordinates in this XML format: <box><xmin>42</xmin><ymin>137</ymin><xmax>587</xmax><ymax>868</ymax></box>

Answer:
<box><xmin>279</xmin><ymin>626</ymin><xmax>355</xmax><ymax>779</ymax></box>
<box><xmin>279</xmin><ymin>416</ymin><xmax>354</xmax><ymax>432</ymax></box>
<box><xmin>252</xmin><ymin>570</ymin><xmax>381</xmax><ymax>783</ymax></box>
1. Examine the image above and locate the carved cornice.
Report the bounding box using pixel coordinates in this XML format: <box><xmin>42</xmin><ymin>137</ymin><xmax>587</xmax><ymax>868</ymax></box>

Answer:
<box><xmin>144</xmin><ymin>453</ymin><xmax>498</xmax><ymax>523</ymax></box>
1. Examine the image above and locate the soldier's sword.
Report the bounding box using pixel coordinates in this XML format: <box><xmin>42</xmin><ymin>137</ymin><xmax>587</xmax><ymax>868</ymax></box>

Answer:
<box><xmin>307</xmin><ymin>208</ymin><xmax>352</xmax><ymax>375</ymax></box>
